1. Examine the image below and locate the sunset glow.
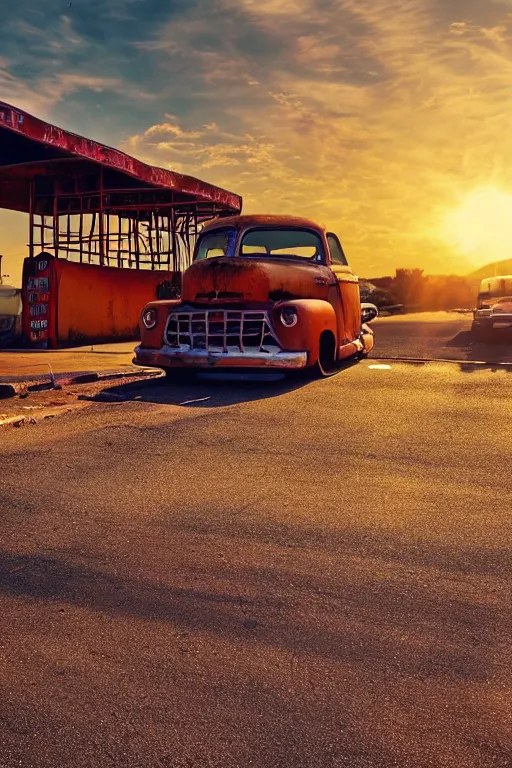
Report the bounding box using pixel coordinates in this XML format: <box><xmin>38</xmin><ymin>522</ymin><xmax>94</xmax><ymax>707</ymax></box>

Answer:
<box><xmin>2</xmin><ymin>0</ymin><xmax>512</xmax><ymax>282</ymax></box>
<box><xmin>442</xmin><ymin>188</ymin><xmax>512</xmax><ymax>266</ymax></box>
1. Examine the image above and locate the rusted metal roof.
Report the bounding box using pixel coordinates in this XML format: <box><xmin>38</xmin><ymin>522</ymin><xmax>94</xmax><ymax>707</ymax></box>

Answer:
<box><xmin>203</xmin><ymin>214</ymin><xmax>325</xmax><ymax>233</ymax></box>
<box><xmin>0</xmin><ymin>101</ymin><xmax>242</xmax><ymax>214</ymax></box>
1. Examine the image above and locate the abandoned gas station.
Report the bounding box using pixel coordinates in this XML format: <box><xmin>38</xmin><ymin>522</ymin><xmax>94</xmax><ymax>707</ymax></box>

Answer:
<box><xmin>0</xmin><ymin>101</ymin><xmax>242</xmax><ymax>348</ymax></box>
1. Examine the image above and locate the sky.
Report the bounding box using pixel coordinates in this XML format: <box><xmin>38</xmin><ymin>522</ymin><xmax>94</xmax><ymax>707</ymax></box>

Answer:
<box><xmin>2</xmin><ymin>0</ymin><xmax>512</xmax><ymax>285</ymax></box>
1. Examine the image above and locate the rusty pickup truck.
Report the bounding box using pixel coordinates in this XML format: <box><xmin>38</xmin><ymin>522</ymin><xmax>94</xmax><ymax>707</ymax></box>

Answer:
<box><xmin>134</xmin><ymin>215</ymin><xmax>378</xmax><ymax>377</ymax></box>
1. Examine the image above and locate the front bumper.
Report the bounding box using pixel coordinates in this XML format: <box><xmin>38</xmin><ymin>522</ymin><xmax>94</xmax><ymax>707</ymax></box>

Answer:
<box><xmin>133</xmin><ymin>344</ymin><xmax>308</xmax><ymax>370</ymax></box>
<box><xmin>474</xmin><ymin>313</ymin><xmax>512</xmax><ymax>328</ymax></box>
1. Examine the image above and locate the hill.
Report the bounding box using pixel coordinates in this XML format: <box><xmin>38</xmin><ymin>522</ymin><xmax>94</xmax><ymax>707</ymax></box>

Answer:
<box><xmin>468</xmin><ymin>259</ymin><xmax>512</xmax><ymax>281</ymax></box>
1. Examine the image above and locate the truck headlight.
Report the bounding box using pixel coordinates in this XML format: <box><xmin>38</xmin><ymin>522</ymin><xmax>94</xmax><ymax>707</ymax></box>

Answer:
<box><xmin>142</xmin><ymin>308</ymin><xmax>158</xmax><ymax>329</ymax></box>
<box><xmin>280</xmin><ymin>307</ymin><xmax>298</xmax><ymax>327</ymax></box>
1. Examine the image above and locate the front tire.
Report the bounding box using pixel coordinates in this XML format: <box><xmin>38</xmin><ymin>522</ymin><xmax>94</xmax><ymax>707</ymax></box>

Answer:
<box><xmin>313</xmin><ymin>331</ymin><xmax>337</xmax><ymax>378</ymax></box>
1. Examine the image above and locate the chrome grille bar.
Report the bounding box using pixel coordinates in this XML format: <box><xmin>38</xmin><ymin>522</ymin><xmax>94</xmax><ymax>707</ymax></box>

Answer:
<box><xmin>165</xmin><ymin>309</ymin><xmax>279</xmax><ymax>353</ymax></box>
<box><xmin>259</xmin><ymin>318</ymin><xmax>266</xmax><ymax>351</ymax></box>
<box><xmin>188</xmin><ymin>315</ymin><xmax>193</xmax><ymax>349</ymax></box>
<box><xmin>239</xmin><ymin>314</ymin><xmax>244</xmax><ymax>353</ymax></box>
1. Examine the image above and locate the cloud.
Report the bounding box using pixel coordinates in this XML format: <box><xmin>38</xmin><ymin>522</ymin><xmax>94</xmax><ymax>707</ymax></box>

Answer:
<box><xmin>235</xmin><ymin>0</ymin><xmax>314</xmax><ymax>16</ymax></box>
<box><xmin>119</xmin><ymin>0</ymin><xmax>512</xmax><ymax>275</ymax></box>
<box><xmin>3</xmin><ymin>0</ymin><xmax>512</xmax><ymax>281</ymax></box>
<box><xmin>0</xmin><ymin>65</ymin><xmax>125</xmax><ymax>119</ymax></box>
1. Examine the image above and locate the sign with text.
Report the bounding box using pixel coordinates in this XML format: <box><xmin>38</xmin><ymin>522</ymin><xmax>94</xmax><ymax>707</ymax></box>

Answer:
<box><xmin>22</xmin><ymin>254</ymin><xmax>54</xmax><ymax>344</ymax></box>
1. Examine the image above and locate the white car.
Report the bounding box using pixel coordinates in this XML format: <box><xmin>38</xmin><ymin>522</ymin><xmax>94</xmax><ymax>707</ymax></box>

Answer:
<box><xmin>0</xmin><ymin>284</ymin><xmax>22</xmax><ymax>347</ymax></box>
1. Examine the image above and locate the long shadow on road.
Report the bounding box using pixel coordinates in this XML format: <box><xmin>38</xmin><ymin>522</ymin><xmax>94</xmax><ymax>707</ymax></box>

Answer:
<box><xmin>106</xmin><ymin>374</ymin><xmax>306</xmax><ymax>409</ymax></box>
<box><xmin>444</xmin><ymin>330</ymin><xmax>473</xmax><ymax>349</ymax></box>
<box><xmin>103</xmin><ymin>359</ymin><xmax>361</xmax><ymax>408</ymax></box>
<box><xmin>0</xmin><ymin>535</ymin><xmax>506</xmax><ymax>685</ymax></box>
<box><xmin>445</xmin><ymin>331</ymin><xmax>512</xmax><ymax>369</ymax></box>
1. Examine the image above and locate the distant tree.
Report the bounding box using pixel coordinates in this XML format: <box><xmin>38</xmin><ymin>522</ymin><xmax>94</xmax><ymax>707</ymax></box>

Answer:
<box><xmin>421</xmin><ymin>275</ymin><xmax>474</xmax><ymax>310</ymax></box>
<box><xmin>376</xmin><ymin>269</ymin><xmax>475</xmax><ymax>311</ymax></box>
<box><xmin>393</xmin><ymin>268</ymin><xmax>425</xmax><ymax>307</ymax></box>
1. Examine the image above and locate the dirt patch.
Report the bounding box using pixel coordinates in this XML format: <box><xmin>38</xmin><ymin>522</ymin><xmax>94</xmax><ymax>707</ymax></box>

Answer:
<box><xmin>0</xmin><ymin>371</ymin><xmax>162</xmax><ymax>428</ymax></box>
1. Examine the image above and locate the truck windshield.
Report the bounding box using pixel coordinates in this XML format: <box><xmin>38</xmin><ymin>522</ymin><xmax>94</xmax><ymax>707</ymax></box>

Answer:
<box><xmin>241</xmin><ymin>228</ymin><xmax>324</xmax><ymax>262</ymax></box>
<box><xmin>195</xmin><ymin>228</ymin><xmax>237</xmax><ymax>260</ymax></box>
<box><xmin>195</xmin><ymin>227</ymin><xmax>325</xmax><ymax>262</ymax></box>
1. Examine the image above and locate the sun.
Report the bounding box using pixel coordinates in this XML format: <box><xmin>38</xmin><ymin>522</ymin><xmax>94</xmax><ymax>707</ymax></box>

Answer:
<box><xmin>442</xmin><ymin>187</ymin><xmax>512</xmax><ymax>266</ymax></box>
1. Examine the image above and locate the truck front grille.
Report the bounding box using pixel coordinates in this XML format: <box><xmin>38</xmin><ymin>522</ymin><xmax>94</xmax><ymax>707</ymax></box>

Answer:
<box><xmin>165</xmin><ymin>309</ymin><xmax>280</xmax><ymax>353</ymax></box>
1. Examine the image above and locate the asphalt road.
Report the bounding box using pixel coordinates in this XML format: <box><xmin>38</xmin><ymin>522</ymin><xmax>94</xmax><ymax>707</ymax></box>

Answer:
<box><xmin>373</xmin><ymin>312</ymin><xmax>512</xmax><ymax>364</ymax></box>
<box><xmin>2</xmin><ymin>312</ymin><xmax>511</xmax><ymax>386</ymax></box>
<box><xmin>1</xmin><ymin>360</ymin><xmax>511</xmax><ymax>768</ymax></box>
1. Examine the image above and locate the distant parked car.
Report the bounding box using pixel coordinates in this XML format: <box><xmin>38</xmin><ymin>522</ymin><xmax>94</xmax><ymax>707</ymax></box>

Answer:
<box><xmin>134</xmin><ymin>214</ymin><xmax>378</xmax><ymax>378</ymax></box>
<box><xmin>472</xmin><ymin>275</ymin><xmax>512</xmax><ymax>340</ymax></box>
<box><xmin>0</xmin><ymin>284</ymin><xmax>22</xmax><ymax>347</ymax></box>
<box><xmin>360</xmin><ymin>284</ymin><xmax>403</xmax><ymax>312</ymax></box>
<box><xmin>379</xmin><ymin>304</ymin><xmax>406</xmax><ymax>315</ymax></box>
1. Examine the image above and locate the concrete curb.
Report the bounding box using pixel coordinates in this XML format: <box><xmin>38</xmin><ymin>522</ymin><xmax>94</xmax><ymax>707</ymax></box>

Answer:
<box><xmin>69</xmin><ymin>369</ymin><xmax>161</xmax><ymax>384</ymax></box>
<box><xmin>0</xmin><ymin>403</ymin><xmax>90</xmax><ymax>429</ymax></box>
<box><xmin>2</xmin><ymin>348</ymin><xmax>137</xmax><ymax>354</ymax></box>
<box><xmin>1</xmin><ymin>368</ymin><xmax>160</xmax><ymax>388</ymax></box>
<box><xmin>0</xmin><ymin>414</ymin><xmax>28</xmax><ymax>428</ymax></box>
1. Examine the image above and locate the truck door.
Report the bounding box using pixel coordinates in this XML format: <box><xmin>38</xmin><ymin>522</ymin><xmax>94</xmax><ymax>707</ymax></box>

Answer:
<box><xmin>326</xmin><ymin>232</ymin><xmax>360</xmax><ymax>344</ymax></box>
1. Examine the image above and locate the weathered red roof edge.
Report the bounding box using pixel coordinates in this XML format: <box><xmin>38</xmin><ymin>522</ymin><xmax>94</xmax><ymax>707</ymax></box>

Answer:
<box><xmin>0</xmin><ymin>101</ymin><xmax>242</xmax><ymax>212</ymax></box>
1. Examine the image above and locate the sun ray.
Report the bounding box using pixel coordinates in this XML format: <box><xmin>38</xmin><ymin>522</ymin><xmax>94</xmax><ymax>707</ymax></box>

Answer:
<box><xmin>442</xmin><ymin>188</ymin><xmax>512</xmax><ymax>266</ymax></box>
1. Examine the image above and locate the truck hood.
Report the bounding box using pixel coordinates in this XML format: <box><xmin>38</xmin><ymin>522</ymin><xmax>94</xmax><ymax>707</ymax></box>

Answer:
<box><xmin>182</xmin><ymin>257</ymin><xmax>335</xmax><ymax>304</ymax></box>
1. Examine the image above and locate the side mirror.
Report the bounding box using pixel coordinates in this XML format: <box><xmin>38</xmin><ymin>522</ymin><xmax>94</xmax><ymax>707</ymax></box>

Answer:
<box><xmin>361</xmin><ymin>303</ymin><xmax>378</xmax><ymax>324</ymax></box>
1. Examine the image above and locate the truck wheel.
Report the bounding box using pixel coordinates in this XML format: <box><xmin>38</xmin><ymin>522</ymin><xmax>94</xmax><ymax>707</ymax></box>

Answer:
<box><xmin>314</xmin><ymin>331</ymin><xmax>337</xmax><ymax>377</ymax></box>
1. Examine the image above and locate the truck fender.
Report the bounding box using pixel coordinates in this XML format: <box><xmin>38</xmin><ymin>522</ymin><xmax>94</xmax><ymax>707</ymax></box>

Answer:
<box><xmin>271</xmin><ymin>299</ymin><xmax>337</xmax><ymax>366</ymax></box>
<box><xmin>139</xmin><ymin>299</ymin><xmax>181</xmax><ymax>349</ymax></box>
